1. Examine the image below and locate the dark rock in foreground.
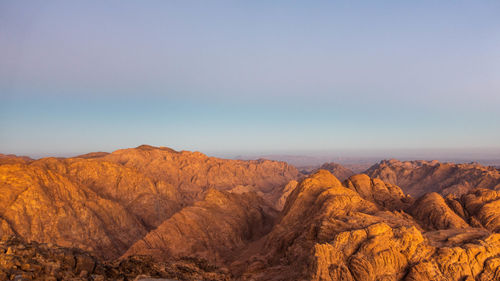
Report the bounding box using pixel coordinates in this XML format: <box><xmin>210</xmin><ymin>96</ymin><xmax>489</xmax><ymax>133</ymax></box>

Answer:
<box><xmin>0</xmin><ymin>236</ymin><xmax>230</xmax><ymax>281</ymax></box>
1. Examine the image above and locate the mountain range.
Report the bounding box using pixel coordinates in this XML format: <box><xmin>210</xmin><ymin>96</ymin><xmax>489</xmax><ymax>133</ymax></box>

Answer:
<box><xmin>0</xmin><ymin>145</ymin><xmax>499</xmax><ymax>280</ymax></box>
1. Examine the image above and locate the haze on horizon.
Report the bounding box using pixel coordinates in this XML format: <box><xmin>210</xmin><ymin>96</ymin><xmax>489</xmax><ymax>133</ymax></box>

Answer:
<box><xmin>1</xmin><ymin>1</ymin><xmax>500</xmax><ymax>159</ymax></box>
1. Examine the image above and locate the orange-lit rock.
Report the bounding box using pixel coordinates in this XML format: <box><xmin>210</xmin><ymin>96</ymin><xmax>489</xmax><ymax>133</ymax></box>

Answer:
<box><xmin>366</xmin><ymin>159</ymin><xmax>500</xmax><ymax>197</ymax></box>
<box><xmin>123</xmin><ymin>189</ymin><xmax>276</xmax><ymax>265</ymax></box>
<box><xmin>236</xmin><ymin>170</ymin><xmax>500</xmax><ymax>280</ymax></box>
<box><xmin>411</xmin><ymin>192</ymin><xmax>470</xmax><ymax>230</ymax></box>
<box><xmin>461</xmin><ymin>188</ymin><xmax>500</xmax><ymax>232</ymax></box>
<box><xmin>344</xmin><ymin>173</ymin><xmax>413</xmax><ymax>211</ymax></box>
<box><xmin>0</xmin><ymin>145</ymin><xmax>297</xmax><ymax>259</ymax></box>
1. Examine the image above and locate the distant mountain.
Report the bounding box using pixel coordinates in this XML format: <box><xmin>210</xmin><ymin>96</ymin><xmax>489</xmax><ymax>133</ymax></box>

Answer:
<box><xmin>314</xmin><ymin>162</ymin><xmax>355</xmax><ymax>181</ymax></box>
<box><xmin>234</xmin><ymin>154</ymin><xmax>376</xmax><ymax>172</ymax></box>
<box><xmin>365</xmin><ymin>159</ymin><xmax>500</xmax><ymax>197</ymax></box>
<box><xmin>0</xmin><ymin>153</ymin><xmax>32</xmax><ymax>164</ymax></box>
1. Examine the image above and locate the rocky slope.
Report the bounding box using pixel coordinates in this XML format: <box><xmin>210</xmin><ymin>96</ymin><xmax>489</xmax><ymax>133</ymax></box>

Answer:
<box><xmin>365</xmin><ymin>159</ymin><xmax>500</xmax><ymax>197</ymax></box>
<box><xmin>101</xmin><ymin>145</ymin><xmax>298</xmax><ymax>200</ymax></box>
<box><xmin>235</xmin><ymin>170</ymin><xmax>500</xmax><ymax>281</ymax></box>
<box><xmin>0</xmin><ymin>154</ymin><xmax>32</xmax><ymax>165</ymax></box>
<box><xmin>120</xmin><ymin>169</ymin><xmax>500</xmax><ymax>280</ymax></box>
<box><xmin>123</xmin><ymin>189</ymin><xmax>277</xmax><ymax>266</ymax></box>
<box><xmin>0</xmin><ymin>145</ymin><xmax>298</xmax><ymax>260</ymax></box>
<box><xmin>0</xmin><ymin>236</ymin><xmax>230</xmax><ymax>281</ymax></box>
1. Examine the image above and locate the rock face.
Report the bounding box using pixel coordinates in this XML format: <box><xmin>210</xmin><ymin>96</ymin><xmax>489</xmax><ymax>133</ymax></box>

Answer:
<box><xmin>315</xmin><ymin>162</ymin><xmax>355</xmax><ymax>181</ymax></box>
<box><xmin>101</xmin><ymin>145</ymin><xmax>299</xmax><ymax>200</ymax></box>
<box><xmin>344</xmin><ymin>174</ymin><xmax>413</xmax><ymax>210</ymax></box>
<box><xmin>460</xmin><ymin>188</ymin><xmax>500</xmax><ymax>232</ymax></box>
<box><xmin>233</xmin><ymin>170</ymin><xmax>500</xmax><ymax>281</ymax></box>
<box><xmin>123</xmin><ymin>189</ymin><xmax>277</xmax><ymax>265</ymax></box>
<box><xmin>411</xmin><ymin>192</ymin><xmax>469</xmax><ymax>230</ymax></box>
<box><xmin>0</xmin><ymin>145</ymin><xmax>298</xmax><ymax>259</ymax></box>
<box><xmin>365</xmin><ymin>159</ymin><xmax>500</xmax><ymax>197</ymax></box>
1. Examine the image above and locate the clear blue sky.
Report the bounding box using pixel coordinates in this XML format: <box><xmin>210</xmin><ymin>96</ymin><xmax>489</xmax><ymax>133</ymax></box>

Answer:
<box><xmin>1</xmin><ymin>1</ymin><xmax>499</xmax><ymax>158</ymax></box>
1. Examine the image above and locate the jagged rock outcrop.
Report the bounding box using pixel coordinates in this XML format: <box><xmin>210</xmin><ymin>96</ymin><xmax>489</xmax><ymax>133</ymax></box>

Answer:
<box><xmin>410</xmin><ymin>188</ymin><xmax>500</xmax><ymax>233</ymax></box>
<box><xmin>460</xmin><ymin>188</ymin><xmax>500</xmax><ymax>232</ymax></box>
<box><xmin>411</xmin><ymin>192</ymin><xmax>470</xmax><ymax>230</ymax></box>
<box><xmin>405</xmin><ymin>232</ymin><xmax>500</xmax><ymax>281</ymax></box>
<box><xmin>365</xmin><ymin>159</ymin><xmax>500</xmax><ymax>197</ymax></box>
<box><xmin>344</xmin><ymin>174</ymin><xmax>413</xmax><ymax>211</ymax></box>
<box><xmin>0</xmin><ymin>145</ymin><xmax>298</xmax><ymax>259</ymax></box>
<box><xmin>235</xmin><ymin>170</ymin><xmax>500</xmax><ymax>281</ymax></box>
<box><xmin>235</xmin><ymin>170</ymin><xmax>417</xmax><ymax>280</ymax></box>
<box><xmin>316</xmin><ymin>162</ymin><xmax>355</xmax><ymax>181</ymax></box>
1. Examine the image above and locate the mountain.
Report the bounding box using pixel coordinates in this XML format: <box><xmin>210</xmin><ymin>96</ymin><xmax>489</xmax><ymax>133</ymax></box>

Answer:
<box><xmin>122</xmin><ymin>189</ymin><xmax>277</xmax><ymax>265</ymax></box>
<box><xmin>365</xmin><ymin>159</ymin><xmax>500</xmax><ymax>197</ymax></box>
<box><xmin>0</xmin><ymin>145</ymin><xmax>298</xmax><ymax>260</ymax></box>
<box><xmin>314</xmin><ymin>162</ymin><xmax>355</xmax><ymax>181</ymax></box>
<box><xmin>235</xmin><ymin>170</ymin><xmax>500</xmax><ymax>280</ymax></box>
<box><xmin>0</xmin><ymin>154</ymin><xmax>32</xmax><ymax>165</ymax></box>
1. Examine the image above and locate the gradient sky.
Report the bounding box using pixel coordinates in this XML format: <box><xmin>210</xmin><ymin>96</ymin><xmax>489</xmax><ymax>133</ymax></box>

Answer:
<box><xmin>1</xmin><ymin>1</ymin><xmax>500</xmax><ymax>158</ymax></box>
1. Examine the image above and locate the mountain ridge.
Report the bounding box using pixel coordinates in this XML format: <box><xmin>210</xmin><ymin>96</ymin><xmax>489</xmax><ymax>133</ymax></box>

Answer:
<box><xmin>365</xmin><ymin>159</ymin><xmax>500</xmax><ymax>197</ymax></box>
<box><xmin>0</xmin><ymin>145</ymin><xmax>298</xmax><ymax>260</ymax></box>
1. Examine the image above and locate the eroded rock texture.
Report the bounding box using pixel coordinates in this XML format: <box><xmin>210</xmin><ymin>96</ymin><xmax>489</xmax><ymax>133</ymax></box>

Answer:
<box><xmin>234</xmin><ymin>170</ymin><xmax>500</xmax><ymax>281</ymax></box>
<box><xmin>365</xmin><ymin>159</ymin><xmax>500</xmax><ymax>197</ymax></box>
<box><xmin>0</xmin><ymin>145</ymin><xmax>298</xmax><ymax>259</ymax></box>
<box><xmin>123</xmin><ymin>189</ymin><xmax>277</xmax><ymax>265</ymax></box>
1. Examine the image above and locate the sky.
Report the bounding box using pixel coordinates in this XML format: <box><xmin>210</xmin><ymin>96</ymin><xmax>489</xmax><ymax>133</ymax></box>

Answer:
<box><xmin>1</xmin><ymin>1</ymin><xmax>500</xmax><ymax>159</ymax></box>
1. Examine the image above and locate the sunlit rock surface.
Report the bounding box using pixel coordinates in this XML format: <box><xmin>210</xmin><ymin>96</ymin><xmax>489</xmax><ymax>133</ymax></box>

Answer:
<box><xmin>235</xmin><ymin>171</ymin><xmax>500</xmax><ymax>280</ymax></box>
<box><xmin>0</xmin><ymin>145</ymin><xmax>298</xmax><ymax>259</ymax></box>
